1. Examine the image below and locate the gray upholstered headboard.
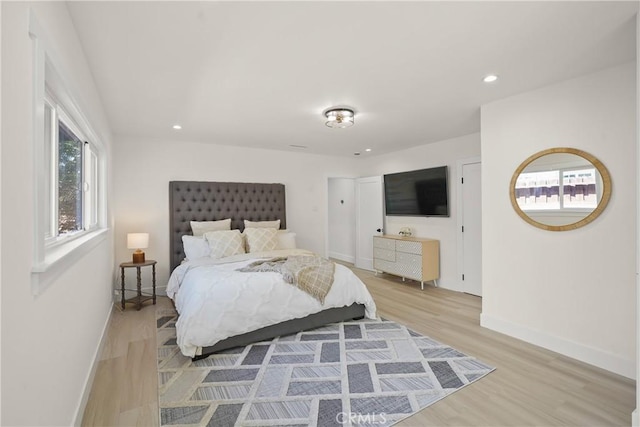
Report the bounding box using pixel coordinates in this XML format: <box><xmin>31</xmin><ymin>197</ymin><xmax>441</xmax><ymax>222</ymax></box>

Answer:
<box><xmin>169</xmin><ymin>181</ymin><xmax>286</xmax><ymax>270</ymax></box>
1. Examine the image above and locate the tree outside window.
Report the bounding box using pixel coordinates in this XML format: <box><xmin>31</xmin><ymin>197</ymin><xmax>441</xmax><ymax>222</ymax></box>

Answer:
<box><xmin>58</xmin><ymin>121</ymin><xmax>84</xmax><ymax>235</ymax></box>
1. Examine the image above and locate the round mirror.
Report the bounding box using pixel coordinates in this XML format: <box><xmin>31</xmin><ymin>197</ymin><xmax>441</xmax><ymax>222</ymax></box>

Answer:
<box><xmin>510</xmin><ymin>147</ymin><xmax>611</xmax><ymax>231</ymax></box>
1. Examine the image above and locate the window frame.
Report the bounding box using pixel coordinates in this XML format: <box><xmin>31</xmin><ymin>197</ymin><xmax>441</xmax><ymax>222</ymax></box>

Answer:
<box><xmin>30</xmin><ymin>12</ymin><xmax>108</xmax><ymax>295</ymax></box>
<box><xmin>44</xmin><ymin>90</ymin><xmax>102</xmax><ymax>248</ymax></box>
<box><xmin>515</xmin><ymin>165</ymin><xmax>600</xmax><ymax>214</ymax></box>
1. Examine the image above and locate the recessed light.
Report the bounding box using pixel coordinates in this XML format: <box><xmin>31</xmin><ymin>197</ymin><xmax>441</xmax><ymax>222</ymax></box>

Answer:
<box><xmin>365</xmin><ymin>148</ymin><xmax>372</xmax><ymax>152</ymax></box>
<box><xmin>289</xmin><ymin>144</ymin><xmax>307</xmax><ymax>149</ymax></box>
<box><xmin>483</xmin><ymin>74</ymin><xmax>498</xmax><ymax>83</ymax></box>
<box><xmin>354</xmin><ymin>152</ymin><xmax>361</xmax><ymax>156</ymax></box>
<box><xmin>172</xmin><ymin>124</ymin><xmax>182</xmax><ymax>130</ymax></box>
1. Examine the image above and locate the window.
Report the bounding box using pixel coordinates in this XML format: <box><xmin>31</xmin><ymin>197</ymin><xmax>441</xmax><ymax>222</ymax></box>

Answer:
<box><xmin>43</xmin><ymin>93</ymin><xmax>101</xmax><ymax>245</ymax></box>
<box><xmin>57</xmin><ymin>121</ymin><xmax>83</xmax><ymax>235</ymax></box>
<box><xmin>514</xmin><ymin>167</ymin><xmax>599</xmax><ymax>212</ymax></box>
<box><xmin>30</xmin><ymin>12</ymin><xmax>108</xmax><ymax>294</ymax></box>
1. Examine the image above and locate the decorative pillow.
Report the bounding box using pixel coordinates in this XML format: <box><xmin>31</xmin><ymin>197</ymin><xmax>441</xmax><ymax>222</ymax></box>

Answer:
<box><xmin>191</xmin><ymin>219</ymin><xmax>231</xmax><ymax>237</ymax></box>
<box><xmin>243</xmin><ymin>228</ymin><xmax>278</xmax><ymax>253</ymax></box>
<box><xmin>182</xmin><ymin>235</ymin><xmax>211</xmax><ymax>261</ymax></box>
<box><xmin>203</xmin><ymin>230</ymin><xmax>245</xmax><ymax>259</ymax></box>
<box><xmin>244</xmin><ymin>219</ymin><xmax>281</xmax><ymax>229</ymax></box>
<box><xmin>276</xmin><ymin>231</ymin><xmax>297</xmax><ymax>250</ymax></box>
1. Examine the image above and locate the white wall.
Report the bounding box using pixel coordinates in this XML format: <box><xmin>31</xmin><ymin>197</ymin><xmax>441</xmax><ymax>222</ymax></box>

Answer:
<box><xmin>481</xmin><ymin>62</ymin><xmax>636</xmax><ymax>378</ymax></box>
<box><xmin>635</xmin><ymin>11</ymin><xmax>639</xmax><ymax>424</ymax></box>
<box><xmin>327</xmin><ymin>178</ymin><xmax>356</xmax><ymax>263</ymax></box>
<box><xmin>119</xmin><ymin>132</ymin><xmax>479</xmax><ymax>295</ymax></box>
<box><xmin>1</xmin><ymin>2</ymin><xmax>114</xmax><ymax>425</ymax></box>
<box><xmin>359</xmin><ymin>133</ymin><xmax>481</xmax><ymax>291</ymax></box>
<box><xmin>113</xmin><ymin>137</ymin><xmax>358</xmax><ymax>290</ymax></box>
<box><xmin>0</xmin><ymin>2</ymin><xmax>4</xmax><ymax>422</ymax></box>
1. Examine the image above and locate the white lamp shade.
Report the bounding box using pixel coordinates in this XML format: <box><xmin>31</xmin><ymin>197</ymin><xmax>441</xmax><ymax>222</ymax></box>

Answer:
<box><xmin>127</xmin><ymin>233</ymin><xmax>149</xmax><ymax>249</ymax></box>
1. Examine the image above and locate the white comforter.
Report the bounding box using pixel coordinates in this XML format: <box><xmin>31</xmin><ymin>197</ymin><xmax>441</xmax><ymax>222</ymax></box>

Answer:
<box><xmin>167</xmin><ymin>249</ymin><xmax>377</xmax><ymax>357</ymax></box>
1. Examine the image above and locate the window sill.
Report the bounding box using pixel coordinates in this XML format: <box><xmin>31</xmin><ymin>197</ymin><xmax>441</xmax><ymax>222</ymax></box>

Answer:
<box><xmin>31</xmin><ymin>228</ymin><xmax>109</xmax><ymax>296</ymax></box>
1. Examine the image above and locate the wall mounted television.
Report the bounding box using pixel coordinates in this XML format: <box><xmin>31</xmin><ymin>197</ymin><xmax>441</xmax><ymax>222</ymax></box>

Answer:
<box><xmin>384</xmin><ymin>166</ymin><xmax>449</xmax><ymax>217</ymax></box>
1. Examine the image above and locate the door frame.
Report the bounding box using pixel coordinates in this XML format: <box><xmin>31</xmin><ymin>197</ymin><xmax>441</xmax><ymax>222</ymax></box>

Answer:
<box><xmin>456</xmin><ymin>156</ymin><xmax>481</xmax><ymax>292</ymax></box>
<box><xmin>355</xmin><ymin>175</ymin><xmax>384</xmax><ymax>271</ymax></box>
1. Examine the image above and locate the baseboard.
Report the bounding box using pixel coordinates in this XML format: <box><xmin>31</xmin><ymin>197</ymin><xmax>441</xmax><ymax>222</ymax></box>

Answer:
<box><xmin>436</xmin><ymin>280</ymin><xmax>465</xmax><ymax>293</ymax></box>
<box><xmin>328</xmin><ymin>251</ymin><xmax>355</xmax><ymax>264</ymax></box>
<box><xmin>480</xmin><ymin>313</ymin><xmax>635</xmax><ymax>379</ymax></box>
<box><xmin>72</xmin><ymin>304</ymin><xmax>113</xmax><ymax>426</ymax></box>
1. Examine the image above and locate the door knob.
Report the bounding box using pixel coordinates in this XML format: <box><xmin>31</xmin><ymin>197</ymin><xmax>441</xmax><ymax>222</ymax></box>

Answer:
<box><xmin>376</xmin><ymin>228</ymin><xmax>382</xmax><ymax>233</ymax></box>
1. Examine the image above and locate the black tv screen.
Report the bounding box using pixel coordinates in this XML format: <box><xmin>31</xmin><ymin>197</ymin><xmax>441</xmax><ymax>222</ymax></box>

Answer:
<box><xmin>384</xmin><ymin>166</ymin><xmax>449</xmax><ymax>216</ymax></box>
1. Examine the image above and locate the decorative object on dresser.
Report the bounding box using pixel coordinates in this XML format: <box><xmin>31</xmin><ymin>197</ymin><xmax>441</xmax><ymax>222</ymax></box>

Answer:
<box><xmin>398</xmin><ymin>226</ymin><xmax>412</xmax><ymax>237</ymax></box>
<box><xmin>119</xmin><ymin>260</ymin><xmax>156</xmax><ymax>310</ymax></box>
<box><xmin>127</xmin><ymin>232</ymin><xmax>149</xmax><ymax>263</ymax></box>
<box><xmin>373</xmin><ymin>235</ymin><xmax>440</xmax><ymax>290</ymax></box>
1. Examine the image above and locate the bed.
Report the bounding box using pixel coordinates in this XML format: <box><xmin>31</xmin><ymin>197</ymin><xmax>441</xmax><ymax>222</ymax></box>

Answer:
<box><xmin>167</xmin><ymin>181</ymin><xmax>377</xmax><ymax>359</ymax></box>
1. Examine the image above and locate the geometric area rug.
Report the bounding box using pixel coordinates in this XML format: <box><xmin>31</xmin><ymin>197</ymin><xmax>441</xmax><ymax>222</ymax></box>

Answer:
<box><xmin>157</xmin><ymin>309</ymin><xmax>495</xmax><ymax>427</ymax></box>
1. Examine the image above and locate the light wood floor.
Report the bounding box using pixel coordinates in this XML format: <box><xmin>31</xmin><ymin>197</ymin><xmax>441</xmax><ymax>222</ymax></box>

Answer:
<box><xmin>82</xmin><ymin>266</ymin><xmax>636</xmax><ymax>426</ymax></box>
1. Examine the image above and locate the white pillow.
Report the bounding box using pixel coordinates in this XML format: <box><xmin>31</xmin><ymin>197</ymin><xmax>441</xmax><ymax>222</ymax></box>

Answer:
<box><xmin>203</xmin><ymin>230</ymin><xmax>245</xmax><ymax>259</ymax></box>
<box><xmin>244</xmin><ymin>219</ymin><xmax>281</xmax><ymax>229</ymax></box>
<box><xmin>276</xmin><ymin>231</ymin><xmax>297</xmax><ymax>250</ymax></box>
<box><xmin>191</xmin><ymin>219</ymin><xmax>231</xmax><ymax>237</ymax></box>
<box><xmin>243</xmin><ymin>228</ymin><xmax>278</xmax><ymax>253</ymax></box>
<box><xmin>182</xmin><ymin>235</ymin><xmax>211</xmax><ymax>261</ymax></box>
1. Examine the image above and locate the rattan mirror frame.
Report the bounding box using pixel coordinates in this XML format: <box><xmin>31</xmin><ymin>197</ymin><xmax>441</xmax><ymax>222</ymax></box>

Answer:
<box><xmin>509</xmin><ymin>147</ymin><xmax>612</xmax><ymax>231</ymax></box>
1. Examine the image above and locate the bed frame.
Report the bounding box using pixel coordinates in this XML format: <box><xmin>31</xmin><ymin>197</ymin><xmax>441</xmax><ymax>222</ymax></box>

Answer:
<box><xmin>169</xmin><ymin>181</ymin><xmax>365</xmax><ymax>358</ymax></box>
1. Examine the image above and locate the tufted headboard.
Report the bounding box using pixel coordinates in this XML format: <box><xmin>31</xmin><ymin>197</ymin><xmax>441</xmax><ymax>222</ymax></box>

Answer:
<box><xmin>169</xmin><ymin>181</ymin><xmax>286</xmax><ymax>271</ymax></box>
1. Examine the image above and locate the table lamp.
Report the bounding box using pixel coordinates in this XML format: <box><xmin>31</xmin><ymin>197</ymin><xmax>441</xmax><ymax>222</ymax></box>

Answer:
<box><xmin>127</xmin><ymin>233</ymin><xmax>149</xmax><ymax>263</ymax></box>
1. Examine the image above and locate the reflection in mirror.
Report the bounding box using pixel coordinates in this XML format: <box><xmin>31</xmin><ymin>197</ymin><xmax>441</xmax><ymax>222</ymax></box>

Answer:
<box><xmin>510</xmin><ymin>148</ymin><xmax>611</xmax><ymax>231</ymax></box>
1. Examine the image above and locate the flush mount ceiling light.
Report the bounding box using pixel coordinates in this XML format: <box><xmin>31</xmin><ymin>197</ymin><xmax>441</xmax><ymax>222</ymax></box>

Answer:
<box><xmin>324</xmin><ymin>107</ymin><xmax>355</xmax><ymax>128</ymax></box>
<box><xmin>483</xmin><ymin>74</ymin><xmax>498</xmax><ymax>83</ymax></box>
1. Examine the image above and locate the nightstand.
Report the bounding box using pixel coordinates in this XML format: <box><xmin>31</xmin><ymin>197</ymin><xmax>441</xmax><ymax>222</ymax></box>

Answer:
<box><xmin>119</xmin><ymin>260</ymin><xmax>157</xmax><ymax>310</ymax></box>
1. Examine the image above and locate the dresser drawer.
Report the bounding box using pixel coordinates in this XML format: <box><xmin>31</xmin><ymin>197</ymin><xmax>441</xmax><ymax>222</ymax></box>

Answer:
<box><xmin>396</xmin><ymin>252</ymin><xmax>423</xmax><ymax>280</ymax></box>
<box><xmin>373</xmin><ymin>236</ymin><xmax>395</xmax><ymax>250</ymax></box>
<box><xmin>374</xmin><ymin>259</ymin><xmax>396</xmax><ymax>274</ymax></box>
<box><xmin>395</xmin><ymin>240</ymin><xmax>422</xmax><ymax>255</ymax></box>
<box><xmin>372</xmin><ymin>235</ymin><xmax>439</xmax><ymax>289</ymax></box>
<box><xmin>373</xmin><ymin>247</ymin><xmax>395</xmax><ymax>262</ymax></box>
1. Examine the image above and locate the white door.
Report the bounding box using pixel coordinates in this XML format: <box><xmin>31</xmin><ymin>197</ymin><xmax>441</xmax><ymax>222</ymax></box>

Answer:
<box><xmin>355</xmin><ymin>176</ymin><xmax>384</xmax><ymax>270</ymax></box>
<box><xmin>461</xmin><ymin>162</ymin><xmax>482</xmax><ymax>296</ymax></box>
<box><xmin>327</xmin><ymin>178</ymin><xmax>356</xmax><ymax>263</ymax></box>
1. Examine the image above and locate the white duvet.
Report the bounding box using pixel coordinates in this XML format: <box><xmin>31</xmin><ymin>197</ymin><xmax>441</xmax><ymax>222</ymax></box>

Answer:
<box><xmin>167</xmin><ymin>249</ymin><xmax>377</xmax><ymax>357</ymax></box>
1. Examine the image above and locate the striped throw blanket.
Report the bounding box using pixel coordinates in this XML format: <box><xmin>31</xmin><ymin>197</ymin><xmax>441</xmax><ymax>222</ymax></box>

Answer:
<box><xmin>238</xmin><ymin>256</ymin><xmax>335</xmax><ymax>303</ymax></box>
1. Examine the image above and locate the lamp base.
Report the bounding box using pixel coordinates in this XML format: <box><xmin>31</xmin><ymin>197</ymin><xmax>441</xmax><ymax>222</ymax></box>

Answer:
<box><xmin>132</xmin><ymin>251</ymin><xmax>145</xmax><ymax>264</ymax></box>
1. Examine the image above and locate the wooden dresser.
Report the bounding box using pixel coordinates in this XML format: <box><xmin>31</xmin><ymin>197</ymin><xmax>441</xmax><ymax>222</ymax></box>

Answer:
<box><xmin>373</xmin><ymin>235</ymin><xmax>440</xmax><ymax>290</ymax></box>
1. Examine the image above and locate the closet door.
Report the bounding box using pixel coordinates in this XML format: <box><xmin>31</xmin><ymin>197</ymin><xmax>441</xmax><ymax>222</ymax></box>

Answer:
<box><xmin>355</xmin><ymin>176</ymin><xmax>384</xmax><ymax>271</ymax></box>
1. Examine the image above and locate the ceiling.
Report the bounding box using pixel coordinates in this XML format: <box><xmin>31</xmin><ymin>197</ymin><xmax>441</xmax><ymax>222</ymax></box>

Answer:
<box><xmin>67</xmin><ymin>1</ymin><xmax>638</xmax><ymax>157</ymax></box>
